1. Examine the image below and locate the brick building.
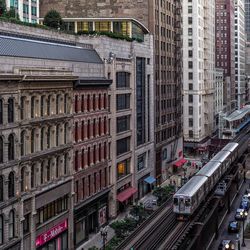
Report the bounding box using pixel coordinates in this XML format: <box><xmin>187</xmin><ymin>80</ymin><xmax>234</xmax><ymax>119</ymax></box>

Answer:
<box><xmin>73</xmin><ymin>78</ymin><xmax>112</xmax><ymax>247</ymax></box>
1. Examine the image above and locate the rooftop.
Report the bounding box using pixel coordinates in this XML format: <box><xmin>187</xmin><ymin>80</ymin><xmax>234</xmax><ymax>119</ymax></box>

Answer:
<box><xmin>224</xmin><ymin>105</ymin><xmax>250</xmax><ymax>122</ymax></box>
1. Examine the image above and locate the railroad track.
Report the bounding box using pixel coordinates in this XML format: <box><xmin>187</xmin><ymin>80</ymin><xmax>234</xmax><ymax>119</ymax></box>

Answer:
<box><xmin>116</xmin><ymin>198</ymin><xmax>173</xmax><ymax>250</ymax></box>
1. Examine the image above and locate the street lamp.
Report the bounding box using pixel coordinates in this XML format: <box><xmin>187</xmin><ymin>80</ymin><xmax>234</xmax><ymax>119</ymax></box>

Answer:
<box><xmin>100</xmin><ymin>226</ymin><xmax>108</xmax><ymax>250</ymax></box>
<box><xmin>240</xmin><ymin>211</ymin><xmax>248</xmax><ymax>247</ymax></box>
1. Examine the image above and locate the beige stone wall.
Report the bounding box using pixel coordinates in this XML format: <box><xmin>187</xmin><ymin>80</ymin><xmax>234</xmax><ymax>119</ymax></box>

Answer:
<box><xmin>39</xmin><ymin>0</ymin><xmax>150</xmax><ymax>28</ymax></box>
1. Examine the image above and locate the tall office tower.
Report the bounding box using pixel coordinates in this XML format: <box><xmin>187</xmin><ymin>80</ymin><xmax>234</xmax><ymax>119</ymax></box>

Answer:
<box><xmin>215</xmin><ymin>0</ymin><xmax>235</xmax><ymax>112</ymax></box>
<box><xmin>40</xmin><ymin>0</ymin><xmax>183</xmax><ymax>184</ymax></box>
<box><xmin>183</xmin><ymin>0</ymin><xmax>215</xmax><ymax>154</ymax></box>
<box><xmin>245</xmin><ymin>0</ymin><xmax>250</xmax><ymax>41</ymax></box>
<box><xmin>5</xmin><ymin>0</ymin><xmax>39</xmax><ymax>23</ymax></box>
<box><xmin>235</xmin><ymin>0</ymin><xmax>246</xmax><ymax>108</ymax></box>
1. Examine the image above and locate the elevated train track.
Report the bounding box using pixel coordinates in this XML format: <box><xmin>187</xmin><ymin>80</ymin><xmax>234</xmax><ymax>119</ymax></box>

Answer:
<box><xmin>116</xmin><ymin>124</ymin><xmax>250</xmax><ymax>250</ymax></box>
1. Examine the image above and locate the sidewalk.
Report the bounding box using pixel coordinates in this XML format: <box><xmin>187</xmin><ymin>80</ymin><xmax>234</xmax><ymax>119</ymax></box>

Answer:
<box><xmin>76</xmin><ymin>193</ymin><xmax>159</xmax><ymax>250</ymax></box>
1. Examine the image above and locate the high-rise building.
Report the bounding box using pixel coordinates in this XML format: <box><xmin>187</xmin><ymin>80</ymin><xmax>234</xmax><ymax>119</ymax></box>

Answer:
<box><xmin>182</xmin><ymin>0</ymin><xmax>215</xmax><ymax>153</ymax></box>
<box><xmin>245</xmin><ymin>0</ymin><xmax>250</xmax><ymax>41</ymax></box>
<box><xmin>39</xmin><ymin>0</ymin><xmax>183</xmax><ymax>184</ymax></box>
<box><xmin>5</xmin><ymin>0</ymin><xmax>39</xmax><ymax>23</ymax></box>
<box><xmin>215</xmin><ymin>0</ymin><xmax>235</xmax><ymax>111</ymax></box>
<box><xmin>235</xmin><ymin>0</ymin><xmax>246</xmax><ymax>108</ymax></box>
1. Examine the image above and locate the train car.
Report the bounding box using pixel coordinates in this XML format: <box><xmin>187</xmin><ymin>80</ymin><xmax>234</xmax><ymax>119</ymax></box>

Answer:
<box><xmin>173</xmin><ymin>175</ymin><xmax>208</xmax><ymax>220</ymax></box>
<box><xmin>221</xmin><ymin>142</ymin><xmax>239</xmax><ymax>163</ymax></box>
<box><xmin>195</xmin><ymin>161</ymin><xmax>222</xmax><ymax>192</ymax></box>
<box><xmin>210</xmin><ymin>150</ymin><xmax>232</xmax><ymax>175</ymax></box>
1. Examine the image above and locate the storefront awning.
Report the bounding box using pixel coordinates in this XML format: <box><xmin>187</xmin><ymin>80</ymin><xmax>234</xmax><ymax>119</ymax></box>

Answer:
<box><xmin>144</xmin><ymin>176</ymin><xmax>156</xmax><ymax>184</ymax></box>
<box><xmin>117</xmin><ymin>187</ymin><xmax>137</xmax><ymax>202</ymax></box>
<box><xmin>173</xmin><ymin>158</ymin><xmax>187</xmax><ymax>167</ymax></box>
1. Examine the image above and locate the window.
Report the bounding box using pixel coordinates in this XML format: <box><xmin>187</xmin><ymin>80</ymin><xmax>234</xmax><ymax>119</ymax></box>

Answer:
<box><xmin>23</xmin><ymin>214</ymin><xmax>30</xmax><ymax>234</ymax></box>
<box><xmin>56</xmin><ymin>124</ymin><xmax>60</xmax><ymax>146</ymax></box>
<box><xmin>0</xmin><ymin>99</ymin><xmax>2</xmax><ymax>124</ymax></box>
<box><xmin>189</xmin><ymin>106</ymin><xmax>193</xmax><ymax>115</ymax></box>
<box><xmin>40</xmin><ymin>96</ymin><xmax>45</xmax><ymax>117</ymax></box>
<box><xmin>47</xmin><ymin>95</ymin><xmax>51</xmax><ymax>116</ymax></box>
<box><xmin>41</xmin><ymin>127</ymin><xmax>45</xmax><ymax>150</ymax></box>
<box><xmin>117</xmin><ymin>137</ymin><xmax>130</xmax><ymax>156</ymax></box>
<box><xmin>75</xmin><ymin>151</ymin><xmax>79</xmax><ymax>171</ymax></box>
<box><xmin>31</xmin><ymin>129</ymin><xmax>35</xmax><ymax>153</ymax></box>
<box><xmin>31</xmin><ymin>96</ymin><xmax>35</xmax><ymax>118</ymax></box>
<box><xmin>8</xmin><ymin>134</ymin><xmax>15</xmax><ymax>161</ymax></box>
<box><xmin>0</xmin><ymin>137</ymin><xmax>3</xmax><ymax>163</ymax></box>
<box><xmin>20</xmin><ymin>131</ymin><xmax>25</xmax><ymax>156</ymax></box>
<box><xmin>56</xmin><ymin>157</ymin><xmax>60</xmax><ymax>178</ymax></box>
<box><xmin>64</xmin><ymin>123</ymin><xmax>68</xmax><ymax>144</ymax></box>
<box><xmin>0</xmin><ymin>176</ymin><xmax>3</xmax><ymax>202</ymax></box>
<box><xmin>188</xmin><ymin>95</ymin><xmax>193</xmax><ymax>103</ymax></box>
<box><xmin>41</xmin><ymin>162</ymin><xmax>44</xmax><ymax>184</ymax></box>
<box><xmin>117</xmin><ymin>159</ymin><xmax>130</xmax><ymax>179</ymax></box>
<box><xmin>0</xmin><ymin>215</ymin><xmax>3</xmax><ymax>244</ymax></box>
<box><xmin>31</xmin><ymin>165</ymin><xmax>35</xmax><ymax>188</ymax></box>
<box><xmin>20</xmin><ymin>96</ymin><xmax>25</xmax><ymax>120</ymax></box>
<box><xmin>9</xmin><ymin>210</ymin><xmax>15</xmax><ymax>239</ymax></box>
<box><xmin>64</xmin><ymin>154</ymin><xmax>68</xmax><ymax>175</ymax></box>
<box><xmin>8</xmin><ymin>172</ymin><xmax>15</xmax><ymax>198</ymax></box>
<box><xmin>116</xmin><ymin>94</ymin><xmax>130</xmax><ymax>111</ymax></box>
<box><xmin>116</xmin><ymin>72</ymin><xmax>130</xmax><ymax>88</ymax></box>
<box><xmin>64</xmin><ymin>94</ymin><xmax>68</xmax><ymax>113</ymax></box>
<box><xmin>56</xmin><ymin>95</ymin><xmax>60</xmax><ymax>114</ymax></box>
<box><xmin>137</xmin><ymin>154</ymin><xmax>146</xmax><ymax>171</ymax></box>
<box><xmin>21</xmin><ymin>167</ymin><xmax>25</xmax><ymax>192</ymax></box>
<box><xmin>8</xmin><ymin>98</ymin><xmax>14</xmax><ymax>123</ymax></box>
<box><xmin>75</xmin><ymin>122</ymin><xmax>78</xmax><ymax>142</ymax></box>
<box><xmin>117</xmin><ymin>115</ymin><xmax>130</xmax><ymax>133</ymax></box>
<box><xmin>75</xmin><ymin>95</ymin><xmax>78</xmax><ymax>113</ymax></box>
<box><xmin>47</xmin><ymin>126</ymin><xmax>51</xmax><ymax>148</ymax></box>
<box><xmin>47</xmin><ymin>160</ymin><xmax>51</xmax><ymax>181</ymax></box>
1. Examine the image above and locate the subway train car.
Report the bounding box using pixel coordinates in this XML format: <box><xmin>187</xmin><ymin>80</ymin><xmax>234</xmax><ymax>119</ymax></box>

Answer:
<box><xmin>173</xmin><ymin>142</ymin><xmax>241</xmax><ymax>219</ymax></box>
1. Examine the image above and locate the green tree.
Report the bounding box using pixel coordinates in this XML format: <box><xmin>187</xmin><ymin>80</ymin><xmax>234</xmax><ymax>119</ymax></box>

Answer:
<box><xmin>0</xmin><ymin>0</ymin><xmax>6</xmax><ymax>16</ymax></box>
<box><xmin>43</xmin><ymin>10</ymin><xmax>63</xmax><ymax>29</ymax></box>
<box><xmin>2</xmin><ymin>7</ymin><xmax>19</xmax><ymax>20</ymax></box>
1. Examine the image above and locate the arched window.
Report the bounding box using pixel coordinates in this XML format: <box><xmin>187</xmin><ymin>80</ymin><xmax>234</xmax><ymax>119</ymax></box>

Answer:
<box><xmin>8</xmin><ymin>210</ymin><xmax>15</xmax><ymax>239</ymax></box>
<box><xmin>31</xmin><ymin>164</ymin><xmax>35</xmax><ymax>188</ymax></box>
<box><xmin>40</xmin><ymin>95</ymin><xmax>45</xmax><ymax>117</ymax></box>
<box><xmin>93</xmin><ymin>145</ymin><xmax>96</xmax><ymax>164</ymax></box>
<box><xmin>47</xmin><ymin>160</ymin><xmax>51</xmax><ymax>182</ymax></box>
<box><xmin>40</xmin><ymin>162</ymin><xmax>44</xmax><ymax>184</ymax></box>
<box><xmin>81</xmin><ymin>121</ymin><xmax>85</xmax><ymax>140</ymax></box>
<box><xmin>41</xmin><ymin>127</ymin><xmax>45</xmax><ymax>151</ymax></box>
<box><xmin>56</xmin><ymin>95</ymin><xmax>60</xmax><ymax>114</ymax></box>
<box><xmin>75</xmin><ymin>122</ymin><xmax>78</xmax><ymax>142</ymax></box>
<box><xmin>93</xmin><ymin>94</ymin><xmax>96</xmax><ymax>110</ymax></box>
<box><xmin>81</xmin><ymin>95</ymin><xmax>84</xmax><ymax>112</ymax></box>
<box><xmin>0</xmin><ymin>137</ymin><xmax>3</xmax><ymax>163</ymax></box>
<box><xmin>20</xmin><ymin>131</ymin><xmax>25</xmax><ymax>156</ymax></box>
<box><xmin>87</xmin><ymin>120</ymin><xmax>90</xmax><ymax>139</ymax></box>
<box><xmin>8</xmin><ymin>134</ymin><xmax>15</xmax><ymax>161</ymax></box>
<box><xmin>8</xmin><ymin>172</ymin><xmax>15</xmax><ymax>198</ymax></box>
<box><xmin>31</xmin><ymin>129</ymin><xmax>35</xmax><ymax>153</ymax></box>
<box><xmin>56</xmin><ymin>124</ymin><xmax>60</xmax><ymax>146</ymax></box>
<box><xmin>87</xmin><ymin>94</ymin><xmax>90</xmax><ymax>111</ymax></box>
<box><xmin>20</xmin><ymin>96</ymin><xmax>25</xmax><ymax>120</ymax></box>
<box><xmin>99</xmin><ymin>143</ymin><xmax>102</xmax><ymax>161</ymax></box>
<box><xmin>75</xmin><ymin>151</ymin><xmax>78</xmax><ymax>171</ymax></box>
<box><xmin>104</xmin><ymin>94</ymin><xmax>107</xmax><ymax>109</ymax></box>
<box><xmin>87</xmin><ymin>147</ymin><xmax>90</xmax><ymax>166</ymax></box>
<box><xmin>47</xmin><ymin>126</ymin><xmax>51</xmax><ymax>148</ymax></box>
<box><xmin>98</xmin><ymin>94</ymin><xmax>101</xmax><ymax>110</ymax></box>
<box><xmin>0</xmin><ymin>99</ymin><xmax>3</xmax><ymax>124</ymax></box>
<box><xmin>31</xmin><ymin>96</ymin><xmax>35</xmax><ymax>118</ymax></box>
<box><xmin>0</xmin><ymin>176</ymin><xmax>3</xmax><ymax>202</ymax></box>
<box><xmin>93</xmin><ymin>119</ymin><xmax>96</xmax><ymax>137</ymax></box>
<box><xmin>21</xmin><ymin>167</ymin><xmax>25</xmax><ymax>192</ymax></box>
<box><xmin>8</xmin><ymin>98</ymin><xmax>14</xmax><ymax>123</ymax></box>
<box><xmin>99</xmin><ymin>117</ymin><xmax>102</xmax><ymax>136</ymax></box>
<box><xmin>0</xmin><ymin>214</ymin><xmax>3</xmax><ymax>244</ymax></box>
<box><xmin>47</xmin><ymin>95</ymin><xmax>51</xmax><ymax>116</ymax></box>
<box><xmin>81</xmin><ymin>149</ymin><xmax>85</xmax><ymax>168</ymax></box>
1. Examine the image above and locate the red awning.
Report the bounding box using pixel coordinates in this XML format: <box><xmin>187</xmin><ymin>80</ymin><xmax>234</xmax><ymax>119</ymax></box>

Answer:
<box><xmin>173</xmin><ymin>158</ymin><xmax>187</xmax><ymax>167</ymax></box>
<box><xmin>117</xmin><ymin>187</ymin><xmax>137</xmax><ymax>202</ymax></box>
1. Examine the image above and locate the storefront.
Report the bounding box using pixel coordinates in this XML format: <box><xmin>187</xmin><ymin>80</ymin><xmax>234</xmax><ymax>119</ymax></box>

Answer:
<box><xmin>36</xmin><ymin>219</ymin><xmax>68</xmax><ymax>250</ymax></box>
<box><xmin>74</xmin><ymin>191</ymin><xmax>109</xmax><ymax>247</ymax></box>
<box><xmin>137</xmin><ymin>175</ymin><xmax>156</xmax><ymax>199</ymax></box>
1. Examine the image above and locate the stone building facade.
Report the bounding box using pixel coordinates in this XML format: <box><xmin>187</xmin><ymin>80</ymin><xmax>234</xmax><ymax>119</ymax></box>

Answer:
<box><xmin>0</xmin><ymin>21</ymin><xmax>105</xmax><ymax>250</ymax></box>
<box><xmin>73</xmin><ymin>79</ymin><xmax>112</xmax><ymax>247</ymax></box>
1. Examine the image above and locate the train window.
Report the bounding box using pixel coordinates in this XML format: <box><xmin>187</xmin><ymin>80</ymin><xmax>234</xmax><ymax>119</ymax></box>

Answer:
<box><xmin>185</xmin><ymin>199</ymin><xmax>191</xmax><ymax>206</ymax></box>
<box><xmin>174</xmin><ymin>198</ymin><xmax>178</xmax><ymax>205</ymax></box>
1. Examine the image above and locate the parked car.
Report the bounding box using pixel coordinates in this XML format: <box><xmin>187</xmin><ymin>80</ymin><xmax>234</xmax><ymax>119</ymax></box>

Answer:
<box><xmin>218</xmin><ymin>240</ymin><xmax>235</xmax><ymax>250</ymax></box>
<box><xmin>235</xmin><ymin>208</ymin><xmax>247</xmax><ymax>221</ymax></box>
<box><xmin>228</xmin><ymin>221</ymin><xmax>240</xmax><ymax>233</ymax></box>
<box><xmin>240</xmin><ymin>200</ymin><xmax>250</xmax><ymax>211</ymax></box>
<box><xmin>242</xmin><ymin>194</ymin><xmax>250</xmax><ymax>202</ymax></box>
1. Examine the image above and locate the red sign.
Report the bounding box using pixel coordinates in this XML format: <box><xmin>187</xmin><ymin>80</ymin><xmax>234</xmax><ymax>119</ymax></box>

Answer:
<box><xmin>36</xmin><ymin>220</ymin><xmax>68</xmax><ymax>247</ymax></box>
